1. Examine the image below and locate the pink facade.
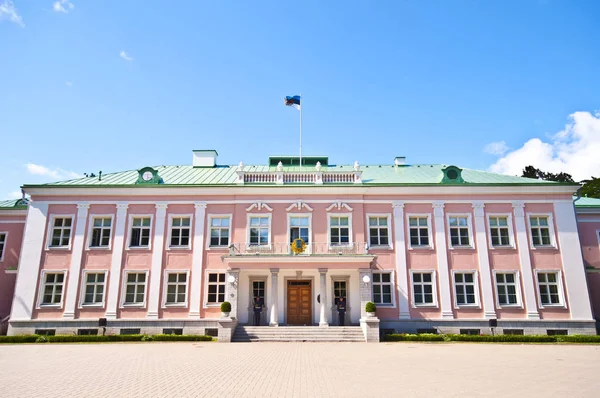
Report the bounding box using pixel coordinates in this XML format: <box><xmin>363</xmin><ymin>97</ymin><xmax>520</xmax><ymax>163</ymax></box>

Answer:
<box><xmin>0</xmin><ymin>207</ymin><xmax>26</xmax><ymax>329</ymax></box>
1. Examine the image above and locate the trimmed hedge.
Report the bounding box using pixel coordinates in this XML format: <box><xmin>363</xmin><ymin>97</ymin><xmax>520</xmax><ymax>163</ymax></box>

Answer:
<box><xmin>0</xmin><ymin>334</ymin><xmax>213</xmax><ymax>344</ymax></box>
<box><xmin>382</xmin><ymin>333</ymin><xmax>600</xmax><ymax>343</ymax></box>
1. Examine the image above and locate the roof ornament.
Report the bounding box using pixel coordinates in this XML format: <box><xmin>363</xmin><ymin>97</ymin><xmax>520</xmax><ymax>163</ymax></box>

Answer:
<box><xmin>315</xmin><ymin>161</ymin><xmax>322</xmax><ymax>172</ymax></box>
<box><xmin>277</xmin><ymin>161</ymin><xmax>284</xmax><ymax>172</ymax></box>
<box><xmin>353</xmin><ymin>161</ymin><xmax>360</xmax><ymax>171</ymax></box>
<box><xmin>237</xmin><ymin>161</ymin><xmax>244</xmax><ymax>171</ymax></box>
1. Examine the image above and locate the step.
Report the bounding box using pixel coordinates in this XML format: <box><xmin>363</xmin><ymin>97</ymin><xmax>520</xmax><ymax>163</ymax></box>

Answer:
<box><xmin>232</xmin><ymin>326</ymin><xmax>366</xmax><ymax>342</ymax></box>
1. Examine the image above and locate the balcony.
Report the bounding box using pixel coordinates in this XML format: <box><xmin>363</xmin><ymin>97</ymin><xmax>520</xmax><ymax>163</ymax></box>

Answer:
<box><xmin>234</xmin><ymin>161</ymin><xmax>363</xmax><ymax>185</ymax></box>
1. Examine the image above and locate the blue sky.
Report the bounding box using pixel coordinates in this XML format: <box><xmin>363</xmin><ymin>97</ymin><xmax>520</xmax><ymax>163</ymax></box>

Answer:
<box><xmin>1</xmin><ymin>0</ymin><xmax>600</xmax><ymax>199</ymax></box>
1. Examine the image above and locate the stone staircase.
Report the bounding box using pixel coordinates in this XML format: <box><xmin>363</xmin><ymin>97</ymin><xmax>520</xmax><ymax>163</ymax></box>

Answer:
<box><xmin>232</xmin><ymin>326</ymin><xmax>365</xmax><ymax>342</ymax></box>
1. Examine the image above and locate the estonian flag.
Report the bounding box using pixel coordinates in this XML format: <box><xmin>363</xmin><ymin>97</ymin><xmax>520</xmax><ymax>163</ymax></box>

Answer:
<box><xmin>284</xmin><ymin>95</ymin><xmax>301</xmax><ymax>110</ymax></box>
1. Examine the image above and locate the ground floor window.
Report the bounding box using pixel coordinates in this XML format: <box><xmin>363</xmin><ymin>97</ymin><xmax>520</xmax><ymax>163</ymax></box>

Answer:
<box><xmin>123</xmin><ymin>272</ymin><xmax>147</xmax><ymax>305</ymax></box>
<box><xmin>165</xmin><ymin>272</ymin><xmax>188</xmax><ymax>305</ymax></box>
<box><xmin>40</xmin><ymin>272</ymin><xmax>65</xmax><ymax>306</ymax></box>
<box><xmin>77</xmin><ymin>329</ymin><xmax>99</xmax><ymax>336</ymax></box>
<box><xmin>411</xmin><ymin>272</ymin><xmax>435</xmax><ymax>306</ymax></box>
<box><xmin>453</xmin><ymin>272</ymin><xmax>477</xmax><ymax>306</ymax></box>
<box><xmin>82</xmin><ymin>272</ymin><xmax>106</xmax><ymax>305</ymax></box>
<box><xmin>537</xmin><ymin>271</ymin><xmax>562</xmax><ymax>306</ymax></box>
<box><xmin>207</xmin><ymin>272</ymin><xmax>226</xmax><ymax>304</ymax></box>
<box><xmin>372</xmin><ymin>272</ymin><xmax>393</xmax><ymax>305</ymax></box>
<box><xmin>495</xmin><ymin>272</ymin><xmax>519</xmax><ymax>306</ymax></box>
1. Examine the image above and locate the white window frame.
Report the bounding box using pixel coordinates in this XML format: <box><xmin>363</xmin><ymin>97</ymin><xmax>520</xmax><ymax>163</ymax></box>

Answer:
<box><xmin>36</xmin><ymin>270</ymin><xmax>68</xmax><ymax>309</ymax></box>
<box><xmin>451</xmin><ymin>270</ymin><xmax>481</xmax><ymax>309</ymax></box>
<box><xmin>327</xmin><ymin>213</ymin><xmax>353</xmax><ymax>248</ymax></box>
<box><xmin>79</xmin><ymin>270</ymin><xmax>109</xmax><ymax>308</ymax></box>
<box><xmin>409</xmin><ymin>270</ymin><xmax>438</xmax><ymax>308</ymax></box>
<box><xmin>126</xmin><ymin>214</ymin><xmax>154</xmax><ymax>250</ymax></box>
<box><xmin>46</xmin><ymin>214</ymin><xmax>75</xmax><ymax>250</ymax></box>
<box><xmin>492</xmin><ymin>270</ymin><xmax>523</xmax><ymax>309</ymax></box>
<box><xmin>206</xmin><ymin>214</ymin><xmax>232</xmax><ymax>249</ymax></box>
<box><xmin>406</xmin><ymin>213</ymin><xmax>434</xmax><ymax>250</ymax></box>
<box><xmin>86</xmin><ymin>214</ymin><xmax>115</xmax><ymax>250</ymax></box>
<box><xmin>0</xmin><ymin>231</ymin><xmax>7</xmax><ymax>262</ymax></box>
<box><xmin>203</xmin><ymin>270</ymin><xmax>227</xmax><ymax>307</ymax></box>
<box><xmin>168</xmin><ymin>213</ymin><xmax>194</xmax><ymax>250</ymax></box>
<box><xmin>246</xmin><ymin>213</ymin><xmax>272</xmax><ymax>248</ymax></box>
<box><xmin>366</xmin><ymin>213</ymin><xmax>392</xmax><ymax>249</ymax></box>
<box><xmin>162</xmin><ymin>270</ymin><xmax>190</xmax><ymax>308</ymax></box>
<box><xmin>526</xmin><ymin>213</ymin><xmax>557</xmax><ymax>249</ymax></box>
<box><xmin>371</xmin><ymin>270</ymin><xmax>396</xmax><ymax>308</ymax></box>
<box><xmin>534</xmin><ymin>269</ymin><xmax>566</xmax><ymax>309</ymax></box>
<box><xmin>120</xmin><ymin>270</ymin><xmax>149</xmax><ymax>308</ymax></box>
<box><xmin>486</xmin><ymin>213</ymin><xmax>515</xmax><ymax>249</ymax></box>
<box><xmin>447</xmin><ymin>213</ymin><xmax>475</xmax><ymax>249</ymax></box>
<box><xmin>287</xmin><ymin>213</ymin><xmax>313</xmax><ymax>254</ymax></box>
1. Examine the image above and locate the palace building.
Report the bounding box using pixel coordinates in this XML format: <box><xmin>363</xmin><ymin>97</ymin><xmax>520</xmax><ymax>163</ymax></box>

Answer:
<box><xmin>1</xmin><ymin>150</ymin><xmax>599</xmax><ymax>340</ymax></box>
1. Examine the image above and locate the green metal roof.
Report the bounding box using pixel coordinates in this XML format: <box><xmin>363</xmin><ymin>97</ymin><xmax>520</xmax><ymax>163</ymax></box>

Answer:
<box><xmin>0</xmin><ymin>198</ymin><xmax>29</xmax><ymax>210</ymax></box>
<box><xmin>574</xmin><ymin>196</ymin><xmax>600</xmax><ymax>208</ymax></box>
<box><xmin>22</xmin><ymin>163</ymin><xmax>576</xmax><ymax>188</ymax></box>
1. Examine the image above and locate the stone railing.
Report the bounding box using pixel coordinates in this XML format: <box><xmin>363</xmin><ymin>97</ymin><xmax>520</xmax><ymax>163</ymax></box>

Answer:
<box><xmin>227</xmin><ymin>242</ymin><xmax>369</xmax><ymax>256</ymax></box>
<box><xmin>235</xmin><ymin>161</ymin><xmax>363</xmax><ymax>185</ymax></box>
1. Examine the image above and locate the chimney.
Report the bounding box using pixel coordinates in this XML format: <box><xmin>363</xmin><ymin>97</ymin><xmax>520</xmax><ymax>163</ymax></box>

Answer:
<box><xmin>192</xmin><ymin>150</ymin><xmax>218</xmax><ymax>167</ymax></box>
<box><xmin>394</xmin><ymin>156</ymin><xmax>406</xmax><ymax>166</ymax></box>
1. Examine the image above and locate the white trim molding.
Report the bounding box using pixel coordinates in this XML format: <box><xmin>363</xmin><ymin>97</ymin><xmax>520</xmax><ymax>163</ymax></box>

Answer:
<box><xmin>161</xmin><ymin>269</ymin><xmax>191</xmax><ymax>308</ymax></box>
<box><xmin>167</xmin><ymin>213</ymin><xmax>194</xmax><ymax>250</ymax></box>
<box><xmin>409</xmin><ymin>269</ymin><xmax>439</xmax><ymax>309</ymax></box>
<box><xmin>203</xmin><ymin>270</ymin><xmax>227</xmax><ymax>308</ymax></box>
<box><xmin>371</xmin><ymin>269</ymin><xmax>397</xmax><ymax>308</ymax></box>
<box><xmin>287</xmin><ymin>213</ymin><xmax>313</xmax><ymax>254</ymax></box>
<box><xmin>125</xmin><ymin>213</ymin><xmax>154</xmax><ymax>250</ymax></box>
<box><xmin>78</xmin><ymin>269</ymin><xmax>109</xmax><ymax>309</ymax></box>
<box><xmin>246</xmin><ymin>202</ymin><xmax>273</xmax><ymax>212</ymax></box>
<box><xmin>246</xmin><ymin>213</ymin><xmax>273</xmax><ymax>248</ymax></box>
<box><xmin>0</xmin><ymin>231</ymin><xmax>7</xmax><ymax>262</ymax></box>
<box><xmin>492</xmin><ymin>270</ymin><xmax>523</xmax><ymax>309</ymax></box>
<box><xmin>45</xmin><ymin>213</ymin><xmax>76</xmax><ymax>251</ymax></box>
<box><xmin>526</xmin><ymin>212</ymin><xmax>557</xmax><ymax>249</ymax></box>
<box><xmin>86</xmin><ymin>213</ymin><xmax>115</xmax><ymax>250</ymax></box>
<box><xmin>406</xmin><ymin>213</ymin><xmax>434</xmax><ymax>250</ymax></box>
<box><xmin>36</xmin><ymin>269</ymin><xmax>68</xmax><ymax>309</ymax></box>
<box><xmin>534</xmin><ymin>269</ymin><xmax>567</xmax><ymax>309</ymax></box>
<box><xmin>432</xmin><ymin>201</ymin><xmax>454</xmax><ymax>318</ymax></box>
<box><xmin>450</xmin><ymin>270</ymin><xmax>481</xmax><ymax>309</ymax></box>
<box><xmin>366</xmin><ymin>213</ymin><xmax>393</xmax><ymax>250</ymax></box>
<box><xmin>189</xmin><ymin>202</ymin><xmax>207</xmax><ymax>319</ymax></box>
<box><xmin>286</xmin><ymin>201</ymin><xmax>313</xmax><ymax>212</ymax></box>
<box><xmin>325</xmin><ymin>201</ymin><xmax>353</xmax><ymax>212</ymax></box>
<box><xmin>205</xmin><ymin>213</ymin><xmax>232</xmax><ymax>250</ymax></box>
<box><xmin>326</xmin><ymin>212</ymin><xmax>353</xmax><ymax>248</ymax></box>
<box><xmin>446</xmin><ymin>213</ymin><xmax>475</xmax><ymax>249</ymax></box>
<box><xmin>119</xmin><ymin>269</ymin><xmax>150</xmax><ymax>309</ymax></box>
<box><xmin>486</xmin><ymin>213</ymin><xmax>516</xmax><ymax>249</ymax></box>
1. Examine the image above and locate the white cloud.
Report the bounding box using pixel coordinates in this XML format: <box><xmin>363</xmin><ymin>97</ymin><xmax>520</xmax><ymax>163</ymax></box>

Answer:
<box><xmin>7</xmin><ymin>190</ymin><xmax>22</xmax><ymax>199</ymax></box>
<box><xmin>120</xmin><ymin>51</ymin><xmax>133</xmax><ymax>61</ymax></box>
<box><xmin>25</xmin><ymin>163</ymin><xmax>81</xmax><ymax>180</ymax></box>
<box><xmin>483</xmin><ymin>141</ymin><xmax>509</xmax><ymax>156</ymax></box>
<box><xmin>53</xmin><ymin>0</ymin><xmax>74</xmax><ymax>13</ymax></box>
<box><xmin>489</xmin><ymin>111</ymin><xmax>600</xmax><ymax>181</ymax></box>
<box><xmin>0</xmin><ymin>0</ymin><xmax>24</xmax><ymax>27</ymax></box>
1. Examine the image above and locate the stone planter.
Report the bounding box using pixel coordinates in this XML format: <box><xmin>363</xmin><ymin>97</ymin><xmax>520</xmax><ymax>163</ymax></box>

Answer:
<box><xmin>221</xmin><ymin>312</ymin><xmax>230</xmax><ymax>318</ymax></box>
<box><xmin>366</xmin><ymin>312</ymin><xmax>376</xmax><ymax>317</ymax></box>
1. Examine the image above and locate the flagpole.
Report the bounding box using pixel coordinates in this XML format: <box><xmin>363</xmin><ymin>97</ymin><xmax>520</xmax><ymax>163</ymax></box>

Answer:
<box><xmin>299</xmin><ymin>93</ymin><xmax>303</xmax><ymax>168</ymax></box>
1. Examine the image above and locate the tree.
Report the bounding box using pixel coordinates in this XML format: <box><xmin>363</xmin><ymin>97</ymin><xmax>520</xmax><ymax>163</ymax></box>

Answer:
<box><xmin>520</xmin><ymin>166</ymin><xmax>574</xmax><ymax>183</ymax></box>
<box><xmin>580</xmin><ymin>177</ymin><xmax>600</xmax><ymax>199</ymax></box>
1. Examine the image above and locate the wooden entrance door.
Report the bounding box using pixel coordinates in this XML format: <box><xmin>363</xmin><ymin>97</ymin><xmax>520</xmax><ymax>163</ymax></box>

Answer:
<box><xmin>287</xmin><ymin>280</ymin><xmax>312</xmax><ymax>325</ymax></box>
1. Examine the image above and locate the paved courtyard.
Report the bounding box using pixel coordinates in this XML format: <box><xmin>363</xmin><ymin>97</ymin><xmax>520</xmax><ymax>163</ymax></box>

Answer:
<box><xmin>0</xmin><ymin>342</ymin><xmax>599</xmax><ymax>397</ymax></box>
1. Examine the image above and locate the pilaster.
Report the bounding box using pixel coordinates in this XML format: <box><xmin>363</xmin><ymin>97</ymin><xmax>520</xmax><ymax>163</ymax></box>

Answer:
<box><xmin>189</xmin><ymin>202</ymin><xmax>207</xmax><ymax>319</ymax></box>
<box><xmin>147</xmin><ymin>203</ymin><xmax>168</xmax><ymax>319</ymax></box>
<box><xmin>104</xmin><ymin>203</ymin><xmax>129</xmax><ymax>319</ymax></box>
<box><xmin>512</xmin><ymin>201</ymin><xmax>540</xmax><ymax>319</ymax></box>
<box><xmin>392</xmin><ymin>201</ymin><xmax>410</xmax><ymax>319</ymax></box>
<box><xmin>225</xmin><ymin>268</ymin><xmax>240</xmax><ymax>319</ymax></box>
<box><xmin>472</xmin><ymin>202</ymin><xmax>496</xmax><ymax>319</ymax></box>
<box><xmin>359</xmin><ymin>268</ymin><xmax>373</xmax><ymax>319</ymax></box>
<box><xmin>432</xmin><ymin>201</ymin><xmax>454</xmax><ymax>319</ymax></box>
<box><xmin>269</xmin><ymin>268</ymin><xmax>279</xmax><ymax>326</ymax></box>
<box><xmin>318</xmin><ymin>268</ymin><xmax>328</xmax><ymax>326</ymax></box>
<box><xmin>62</xmin><ymin>203</ymin><xmax>90</xmax><ymax>319</ymax></box>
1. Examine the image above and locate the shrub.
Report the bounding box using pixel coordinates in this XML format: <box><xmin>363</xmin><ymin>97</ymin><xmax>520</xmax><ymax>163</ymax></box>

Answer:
<box><xmin>365</xmin><ymin>302</ymin><xmax>376</xmax><ymax>313</ymax></box>
<box><xmin>141</xmin><ymin>334</ymin><xmax>153</xmax><ymax>342</ymax></box>
<box><xmin>383</xmin><ymin>333</ymin><xmax>444</xmax><ymax>342</ymax></box>
<box><xmin>220</xmin><ymin>301</ymin><xmax>232</xmax><ymax>312</ymax></box>
<box><xmin>446</xmin><ymin>334</ymin><xmax>556</xmax><ymax>343</ymax></box>
<box><xmin>556</xmin><ymin>335</ymin><xmax>600</xmax><ymax>343</ymax></box>
<box><xmin>0</xmin><ymin>335</ymin><xmax>39</xmax><ymax>344</ymax></box>
<box><xmin>36</xmin><ymin>336</ymin><xmax>48</xmax><ymax>343</ymax></box>
<box><xmin>152</xmin><ymin>334</ymin><xmax>213</xmax><ymax>342</ymax></box>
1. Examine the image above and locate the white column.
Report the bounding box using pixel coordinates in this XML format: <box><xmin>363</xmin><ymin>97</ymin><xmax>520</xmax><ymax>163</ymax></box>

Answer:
<box><xmin>319</xmin><ymin>268</ymin><xmax>328</xmax><ymax>326</ymax></box>
<box><xmin>105</xmin><ymin>203</ymin><xmax>129</xmax><ymax>319</ymax></box>
<box><xmin>512</xmin><ymin>202</ymin><xmax>540</xmax><ymax>320</ymax></box>
<box><xmin>432</xmin><ymin>202</ymin><xmax>453</xmax><ymax>319</ymax></box>
<box><xmin>554</xmin><ymin>201</ymin><xmax>594</xmax><ymax>320</ymax></box>
<box><xmin>189</xmin><ymin>202</ymin><xmax>207</xmax><ymax>319</ymax></box>
<box><xmin>359</xmin><ymin>268</ymin><xmax>373</xmax><ymax>318</ymax></box>
<box><xmin>269</xmin><ymin>268</ymin><xmax>279</xmax><ymax>326</ymax></box>
<box><xmin>62</xmin><ymin>203</ymin><xmax>90</xmax><ymax>319</ymax></box>
<box><xmin>10</xmin><ymin>201</ymin><xmax>48</xmax><ymax>321</ymax></box>
<box><xmin>392</xmin><ymin>201</ymin><xmax>410</xmax><ymax>319</ymax></box>
<box><xmin>472</xmin><ymin>202</ymin><xmax>496</xmax><ymax>319</ymax></box>
<box><xmin>147</xmin><ymin>203</ymin><xmax>168</xmax><ymax>319</ymax></box>
<box><xmin>225</xmin><ymin>269</ymin><xmax>240</xmax><ymax>319</ymax></box>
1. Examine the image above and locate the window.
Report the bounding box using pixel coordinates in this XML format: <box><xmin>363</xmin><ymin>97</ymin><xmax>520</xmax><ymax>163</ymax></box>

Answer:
<box><xmin>0</xmin><ymin>232</ymin><xmax>6</xmax><ymax>261</ymax></box>
<box><xmin>329</xmin><ymin>215</ymin><xmax>350</xmax><ymax>246</ymax></box>
<box><xmin>123</xmin><ymin>272</ymin><xmax>147</xmax><ymax>305</ymax></box>
<box><xmin>78</xmin><ymin>329</ymin><xmax>98</xmax><ymax>336</ymax></box>
<box><xmin>453</xmin><ymin>272</ymin><xmax>477</xmax><ymax>306</ymax></box>
<box><xmin>165</xmin><ymin>272</ymin><xmax>187</xmax><ymax>305</ymax></box>
<box><xmin>334</xmin><ymin>280</ymin><xmax>347</xmax><ymax>305</ymax></box>
<box><xmin>488</xmin><ymin>216</ymin><xmax>511</xmax><ymax>247</ymax></box>
<box><xmin>495</xmin><ymin>272</ymin><xmax>519</xmax><ymax>306</ymax></box>
<box><xmin>547</xmin><ymin>329</ymin><xmax>568</xmax><ymax>336</ymax></box>
<box><xmin>207</xmin><ymin>272</ymin><xmax>226</xmax><ymax>304</ymax></box>
<box><xmin>252</xmin><ymin>280</ymin><xmax>266</xmax><ymax>303</ymax></box>
<box><xmin>529</xmin><ymin>216</ymin><xmax>552</xmax><ymax>247</ymax></box>
<box><xmin>368</xmin><ymin>216</ymin><xmax>390</xmax><ymax>247</ymax></box>
<box><xmin>129</xmin><ymin>216</ymin><xmax>151</xmax><ymax>248</ymax></box>
<box><xmin>412</xmin><ymin>272</ymin><xmax>435</xmax><ymax>306</ymax></box>
<box><xmin>120</xmin><ymin>328</ymin><xmax>141</xmax><ymax>335</ymax></box>
<box><xmin>460</xmin><ymin>329</ymin><xmax>480</xmax><ymax>335</ymax></box>
<box><xmin>82</xmin><ymin>272</ymin><xmax>106</xmax><ymax>306</ymax></box>
<box><xmin>537</xmin><ymin>271</ymin><xmax>562</xmax><ymax>306</ymax></box>
<box><xmin>289</xmin><ymin>216</ymin><xmax>310</xmax><ymax>244</ymax></box>
<box><xmin>372</xmin><ymin>272</ymin><xmax>393</xmax><ymax>305</ymax></box>
<box><xmin>49</xmin><ymin>217</ymin><xmax>72</xmax><ymax>248</ymax></box>
<box><xmin>209</xmin><ymin>216</ymin><xmax>230</xmax><ymax>247</ymax></box>
<box><xmin>503</xmin><ymin>329</ymin><xmax>524</xmax><ymax>335</ymax></box>
<box><xmin>448</xmin><ymin>215</ymin><xmax>471</xmax><ymax>247</ymax></box>
<box><xmin>90</xmin><ymin>217</ymin><xmax>112</xmax><ymax>248</ymax></box>
<box><xmin>171</xmin><ymin>216</ymin><xmax>191</xmax><ymax>247</ymax></box>
<box><xmin>40</xmin><ymin>272</ymin><xmax>65</xmax><ymax>306</ymax></box>
<box><xmin>163</xmin><ymin>328</ymin><xmax>183</xmax><ymax>335</ymax></box>
<box><xmin>408</xmin><ymin>216</ymin><xmax>430</xmax><ymax>247</ymax></box>
<box><xmin>35</xmin><ymin>329</ymin><xmax>56</xmax><ymax>336</ymax></box>
<box><xmin>248</xmin><ymin>216</ymin><xmax>270</xmax><ymax>246</ymax></box>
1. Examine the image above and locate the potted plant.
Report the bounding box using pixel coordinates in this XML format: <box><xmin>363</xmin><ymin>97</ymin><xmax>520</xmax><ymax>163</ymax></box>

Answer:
<box><xmin>365</xmin><ymin>301</ymin><xmax>376</xmax><ymax>317</ymax></box>
<box><xmin>220</xmin><ymin>301</ymin><xmax>232</xmax><ymax>317</ymax></box>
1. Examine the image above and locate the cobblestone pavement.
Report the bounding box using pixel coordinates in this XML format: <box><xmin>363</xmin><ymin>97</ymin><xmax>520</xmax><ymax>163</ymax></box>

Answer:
<box><xmin>1</xmin><ymin>342</ymin><xmax>599</xmax><ymax>397</ymax></box>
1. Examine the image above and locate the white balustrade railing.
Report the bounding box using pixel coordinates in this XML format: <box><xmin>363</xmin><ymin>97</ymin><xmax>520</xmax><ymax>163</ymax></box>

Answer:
<box><xmin>227</xmin><ymin>242</ymin><xmax>368</xmax><ymax>256</ymax></box>
<box><xmin>242</xmin><ymin>171</ymin><xmax>360</xmax><ymax>184</ymax></box>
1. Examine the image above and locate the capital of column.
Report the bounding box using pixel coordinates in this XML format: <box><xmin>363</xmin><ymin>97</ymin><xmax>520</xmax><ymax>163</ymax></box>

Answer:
<box><xmin>432</xmin><ymin>201</ymin><xmax>445</xmax><ymax>217</ymax></box>
<box><xmin>76</xmin><ymin>203</ymin><xmax>90</xmax><ymax>217</ymax></box>
<box><xmin>269</xmin><ymin>268</ymin><xmax>279</xmax><ymax>275</ymax></box>
<box><xmin>155</xmin><ymin>203</ymin><xmax>169</xmax><ymax>210</ymax></box>
<box><xmin>116</xmin><ymin>203</ymin><xmax>129</xmax><ymax>210</ymax></box>
<box><xmin>194</xmin><ymin>202</ymin><xmax>207</xmax><ymax>210</ymax></box>
<box><xmin>77</xmin><ymin>203</ymin><xmax>90</xmax><ymax>210</ymax></box>
<box><xmin>392</xmin><ymin>201</ymin><xmax>405</xmax><ymax>209</ymax></box>
<box><xmin>512</xmin><ymin>201</ymin><xmax>525</xmax><ymax>217</ymax></box>
<box><xmin>472</xmin><ymin>202</ymin><xmax>485</xmax><ymax>217</ymax></box>
<box><xmin>318</xmin><ymin>268</ymin><xmax>328</xmax><ymax>274</ymax></box>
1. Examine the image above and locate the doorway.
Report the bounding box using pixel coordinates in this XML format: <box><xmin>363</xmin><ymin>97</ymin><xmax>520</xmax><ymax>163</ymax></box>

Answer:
<box><xmin>287</xmin><ymin>280</ymin><xmax>312</xmax><ymax>325</ymax></box>
<box><xmin>249</xmin><ymin>278</ymin><xmax>267</xmax><ymax>326</ymax></box>
<box><xmin>331</xmin><ymin>277</ymin><xmax>350</xmax><ymax>326</ymax></box>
